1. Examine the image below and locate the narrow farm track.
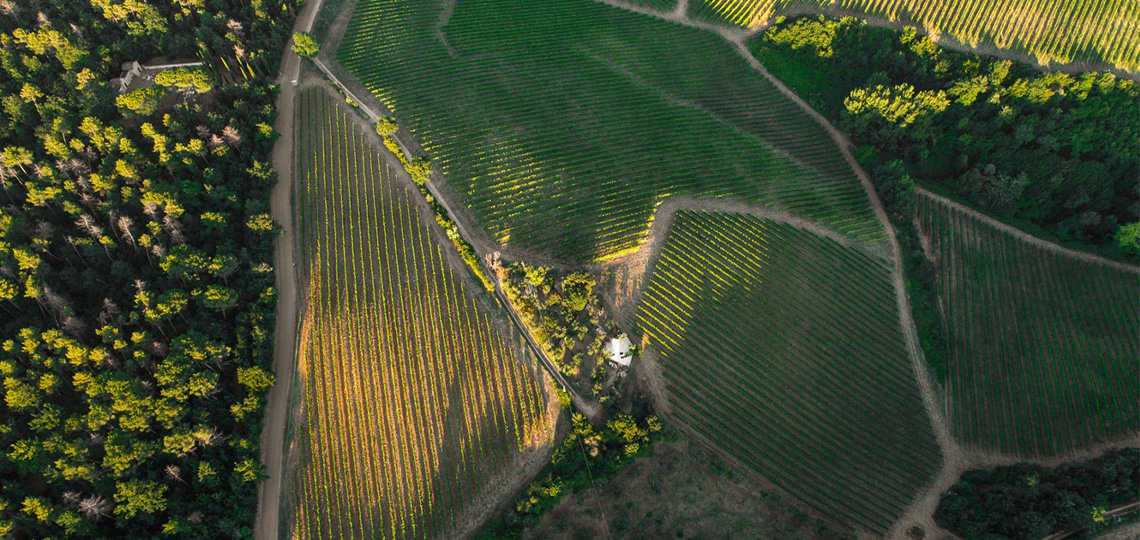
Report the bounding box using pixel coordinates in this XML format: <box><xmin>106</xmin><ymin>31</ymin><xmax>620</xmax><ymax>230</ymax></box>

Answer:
<box><xmin>916</xmin><ymin>188</ymin><xmax>1140</xmax><ymax>275</ymax></box>
<box><xmin>254</xmin><ymin>0</ymin><xmax>325</xmax><ymax>537</ymax></box>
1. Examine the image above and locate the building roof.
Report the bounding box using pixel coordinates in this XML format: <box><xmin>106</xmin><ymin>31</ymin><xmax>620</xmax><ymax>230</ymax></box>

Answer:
<box><xmin>605</xmin><ymin>333</ymin><xmax>633</xmax><ymax>367</ymax></box>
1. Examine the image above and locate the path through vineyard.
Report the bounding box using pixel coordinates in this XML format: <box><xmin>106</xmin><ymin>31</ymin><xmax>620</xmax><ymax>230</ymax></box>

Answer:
<box><xmin>255</xmin><ymin>0</ymin><xmax>325</xmax><ymax>537</ymax></box>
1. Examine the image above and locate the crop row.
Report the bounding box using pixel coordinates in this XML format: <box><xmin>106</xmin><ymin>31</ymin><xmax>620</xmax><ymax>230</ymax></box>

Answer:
<box><xmin>292</xmin><ymin>89</ymin><xmax>549</xmax><ymax>540</ymax></box>
<box><xmin>915</xmin><ymin>192</ymin><xmax>1139</xmax><ymax>457</ymax></box>
<box><xmin>636</xmin><ymin>210</ymin><xmax>940</xmax><ymax>534</ymax></box>
<box><xmin>690</xmin><ymin>0</ymin><xmax>1139</xmax><ymax>72</ymax></box>
<box><xmin>337</xmin><ymin>0</ymin><xmax>882</xmax><ymax>262</ymax></box>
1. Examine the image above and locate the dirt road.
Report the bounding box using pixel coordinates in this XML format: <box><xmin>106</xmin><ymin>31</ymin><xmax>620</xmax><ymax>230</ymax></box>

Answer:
<box><xmin>1040</xmin><ymin>501</ymin><xmax>1140</xmax><ymax>540</ymax></box>
<box><xmin>917</xmin><ymin>188</ymin><xmax>1140</xmax><ymax>273</ymax></box>
<box><xmin>253</xmin><ymin>0</ymin><xmax>324</xmax><ymax>538</ymax></box>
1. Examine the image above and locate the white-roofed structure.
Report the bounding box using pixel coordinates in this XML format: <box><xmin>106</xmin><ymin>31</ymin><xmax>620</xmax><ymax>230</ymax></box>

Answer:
<box><xmin>605</xmin><ymin>333</ymin><xmax>633</xmax><ymax>367</ymax></box>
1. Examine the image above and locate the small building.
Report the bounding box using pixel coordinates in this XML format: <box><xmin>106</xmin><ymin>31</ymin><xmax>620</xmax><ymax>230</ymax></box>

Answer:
<box><xmin>109</xmin><ymin>77</ymin><xmax>129</xmax><ymax>93</ymax></box>
<box><xmin>121</xmin><ymin>61</ymin><xmax>142</xmax><ymax>77</ymax></box>
<box><xmin>605</xmin><ymin>333</ymin><xmax>633</xmax><ymax>367</ymax></box>
<box><xmin>109</xmin><ymin>60</ymin><xmax>144</xmax><ymax>94</ymax></box>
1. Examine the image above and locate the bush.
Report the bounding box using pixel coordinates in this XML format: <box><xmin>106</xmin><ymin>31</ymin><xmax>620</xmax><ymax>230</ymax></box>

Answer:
<box><xmin>292</xmin><ymin>32</ymin><xmax>320</xmax><ymax>58</ymax></box>
<box><xmin>375</xmin><ymin>116</ymin><xmax>399</xmax><ymax>137</ymax></box>
<box><xmin>154</xmin><ymin>66</ymin><xmax>213</xmax><ymax>93</ymax></box>
<box><xmin>115</xmin><ymin>86</ymin><xmax>165</xmax><ymax>116</ymax></box>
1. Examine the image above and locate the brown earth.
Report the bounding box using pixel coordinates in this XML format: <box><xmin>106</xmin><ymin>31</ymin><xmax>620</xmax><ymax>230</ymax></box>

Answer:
<box><xmin>522</xmin><ymin>431</ymin><xmax>856</xmax><ymax>540</ymax></box>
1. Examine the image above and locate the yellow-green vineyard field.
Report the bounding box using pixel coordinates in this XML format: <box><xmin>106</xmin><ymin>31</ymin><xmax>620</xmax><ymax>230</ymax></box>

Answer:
<box><xmin>291</xmin><ymin>89</ymin><xmax>551</xmax><ymax>540</ymax></box>
<box><xmin>636</xmin><ymin>210</ymin><xmax>941</xmax><ymax>534</ymax></box>
<box><xmin>916</xmin><ymin>192</ymin><xmax>1140</xmax><ymax>457</ymax></box>
<box><xmin>690</xmin><ymin>0</ymin><xmax>1139</xmax><ymax>73</ymax></box>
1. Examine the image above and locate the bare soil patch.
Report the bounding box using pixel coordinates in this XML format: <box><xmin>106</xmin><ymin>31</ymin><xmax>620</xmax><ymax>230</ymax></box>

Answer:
<box><xmin>523</xmin><ymin>432</ymin><xmax>855</xmax><ymax>540</ymax></box>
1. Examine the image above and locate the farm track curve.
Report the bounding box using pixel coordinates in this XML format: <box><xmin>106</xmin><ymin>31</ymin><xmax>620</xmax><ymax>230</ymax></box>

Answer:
<box><xmin>915</xmin><ymin>187</ymin><xmax>1140</xmax><ymax>275</ymax></box>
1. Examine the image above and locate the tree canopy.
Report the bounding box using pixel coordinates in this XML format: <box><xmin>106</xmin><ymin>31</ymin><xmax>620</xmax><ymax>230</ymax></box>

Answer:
<box><xmin>291</xmin><ymin>32</ymin><xmax>319</xmax><ymax>58</ymax></box>
<box><xmin>753</xmin><ymin>16</ymin><xmax>1140</xmax><ymax>259</ymax></box>
<box><xmin>0</xmin><ymin>0</ymin><xmax>294</xmax><ymax>537</ymax></box>
<box><xmin>935</xmin><ymin>448</ymin><xmax>1139</xmax><ymax>540</ymax></box>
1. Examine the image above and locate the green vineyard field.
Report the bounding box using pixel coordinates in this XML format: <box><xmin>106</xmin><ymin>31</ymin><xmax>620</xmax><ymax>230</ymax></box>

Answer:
<box><xmin>690</xmin><ymin>0</ymin><xmax>1139</xmax><ymax>73</ymax></box>
<box><xmin>337</xmin><ymin>0</ymin><xmax>882</xmax><ymax>262</ymax></box>
<box><xmin>292</xmin><ymin>89</ymin><xmax>551</xmax><ymax>540</ymax></box>
<box><xmin>636</xmin><ymin>210</ymin><xmax>941</xmax><ymax>534</ymax></box>
<box><xmin>916</xmin><ymin>192</ymin><xmax>1140</xmax><ymax>457</ymax></box>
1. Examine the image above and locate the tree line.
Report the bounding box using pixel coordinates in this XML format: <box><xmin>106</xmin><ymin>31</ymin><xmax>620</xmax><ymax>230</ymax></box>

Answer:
<box><xmin>752</xmin><ymin>16</ymin><xmax>1140</xmax><ymax>382</ymax></box>
<box><xmin>752</xmin><ymin>16</ymin><xmax>1139</xmax><ymax>259</ymax></box>
<box><xmin>936</xmin><ymin>448</ymin><xmax>1139</xmax><ymax>539</ymax></box>
<box><xmin>0</xmin><ymin>0</ymin><xmax>294</xmax><ymax>537</ymax></box>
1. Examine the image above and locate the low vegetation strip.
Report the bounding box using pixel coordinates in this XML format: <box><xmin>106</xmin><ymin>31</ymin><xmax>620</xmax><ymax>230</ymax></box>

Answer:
<box><xmin>636</xmin><ymin>210</ymin><xmax>941</xmax><ymax>535</ymax></box>
<box><xmin>292</xmin><ymin>89</ymin><xmax>550</xmax><ymax>540</ymax></box>
<box><xmin>337</xmin><ymin>0</ymin><xmax>882</xmax><ymax>262</ymax></box>
<box><xmin>688</xmin><ymin>0</ymin><xmax>1139</xmax><ymax>73</ymax></box>
<box><xmin>915</xmin><ymin>192</ymin><xmax>1140</xmax><ymax>457</ymax></box>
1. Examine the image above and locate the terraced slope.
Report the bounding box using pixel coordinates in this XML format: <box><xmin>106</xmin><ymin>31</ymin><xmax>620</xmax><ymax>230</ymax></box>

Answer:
<box><xmin>689</xmin><ymin>0</ymin><xmax>1140</xmax><ymax>73</ymax></box>
<box><xmin>292</xmin><ymin>89</ymin><xmax>551</xmax><ymax>540</ymax></box>
<box><xmin>636</xmin><ymin>210</ymin><xmax>942</xmax><ymax>535</ymax></box>
<box><xmin>916</xmin><ymin>191</ymin><xmax>1140</xmax><ymax>457</ymax></box>
<box><xmin>338</xmin><ymin>0</ymin><xmax>883</xmax><ymax>262</ymax></box>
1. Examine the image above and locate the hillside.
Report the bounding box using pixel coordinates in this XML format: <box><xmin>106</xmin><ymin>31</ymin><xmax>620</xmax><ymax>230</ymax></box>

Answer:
<box><xmin>336</xmin><ymin>0</ymin><xmax>883</xmax><ymax>262</ymax></box>
<box><xmin>290</xmin><ymin>88</ymin><xmax>556</xmax><ymax>540</ymax></box>
<box><xmin>636</xmin><ymin>210</ymin><xmax>942</xmax><ymax>534</ymax></box>
<box><xmin>915</xmin><ymin>190</ymin><xmax>1140</xmax><ymax>457</ymax></box>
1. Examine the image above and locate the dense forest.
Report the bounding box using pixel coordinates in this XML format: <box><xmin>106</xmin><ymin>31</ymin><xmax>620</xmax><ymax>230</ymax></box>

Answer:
<box><xmin>935</xmin><ymin>448</ymin><xmax>1139</xmax><ymax>539</ymax></box>
<box><xmin>752</xmin><ymin>16</ymin><xmax>1140</xmax><ymax>259</ymax></box>
<box><xmin>0</xmin><ymin>0</ymin><xmax>293</xmax><ymax>537</ymax></box>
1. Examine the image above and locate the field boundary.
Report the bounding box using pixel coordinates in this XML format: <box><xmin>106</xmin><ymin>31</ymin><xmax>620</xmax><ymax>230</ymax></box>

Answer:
<box><xmin>916</xmin><ymin>188</ymin><xmax>1140</xmax><ymax>274</ymax></box>
<box><xmin>253</xmin><ymin>0</ymin><xmax>324</xmax><ymax>535</ymax></box>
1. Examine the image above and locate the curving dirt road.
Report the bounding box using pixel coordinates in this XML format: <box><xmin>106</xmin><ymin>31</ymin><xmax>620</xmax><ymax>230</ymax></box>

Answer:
<box><xmin>253</xmin><ymin>1</ymin><xmax>324</xmax><ymax>538</ymax></box>
<box><xmin>917</xmin><ymin>188</ymin><xmax>1140</xmax><ymax>274</ymax></box>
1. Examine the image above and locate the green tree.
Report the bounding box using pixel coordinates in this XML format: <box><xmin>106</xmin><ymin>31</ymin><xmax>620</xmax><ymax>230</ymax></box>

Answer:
<box><xmin>196</xmin><ymin>285</ymin><xmax>238</xmax><ymax>314</ymax></box>
<box><xmin>1116</xmin><ymin>222</ymin><xmax>1139</xmax><ymax>256</ymax></box>
<box><xmin>154</xmin><ymin>66</ymin><xmax>213</xmax><ymax>93</ymax></box>
<box><xmin>115</xmin><ymin>87</ymin><xmax>165</xmax><ymax>116</ymax></box>
<box><xmin>113</xmin><ymin>480</ymin><xmax>167</xmax><ymax>519</ymax></box>
<box><xmin>292</xmin><ymin>32</ymin><xmax>320</xmax><ymax>58</ymax></box>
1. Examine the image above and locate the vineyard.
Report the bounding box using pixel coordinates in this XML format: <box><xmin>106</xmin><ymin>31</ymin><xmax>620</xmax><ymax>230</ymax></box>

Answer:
<box><xmin>337</xmin><ymin>0</ymin><xmax>883</xmax><ymax>262</ymax></box>
<box><xmin>636</xmin><ymin>210</ymin><xmax>941</xmax><ymax>534</ymax></box>
<box><xmin>690</xmin><ymin>0</ymin><xmax>1139</xmax><ymax>73</ymax></box>
<box><xmin>915</xmin><ymin>192</ymin><xmax>1140</xmax><ymax>457</ymax></box>
<box><xmin>291</xmin><ymin>88</ymin><xmax>552</xmax><ymax>540</ymax></box>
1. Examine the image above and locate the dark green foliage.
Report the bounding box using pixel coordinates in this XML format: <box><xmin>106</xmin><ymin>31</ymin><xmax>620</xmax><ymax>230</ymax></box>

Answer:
<box><xmin>935</xmin><ymin>448</ymin><xmax>1140</xmax><ymax>540</ymax></box>
<box><xmin>752</xmin><ymin>16</ymin><xmax>1140</xmax><ymax>257</ymax></box>
<box><xmin>0</xmin><ymin>0</ymin><xmax>295</xmax><ymax>537</ymax></box>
